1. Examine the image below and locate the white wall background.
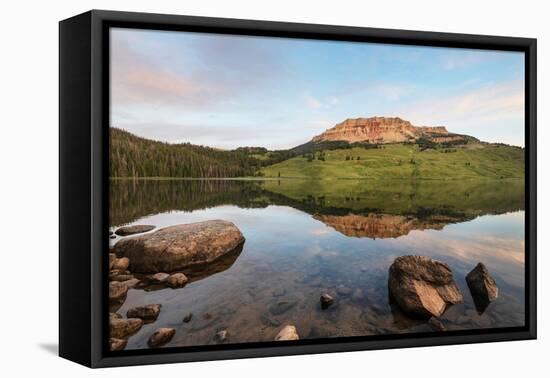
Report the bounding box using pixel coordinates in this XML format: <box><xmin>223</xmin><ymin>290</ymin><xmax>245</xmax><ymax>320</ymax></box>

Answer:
<box><xmin>0</xmin><ymin>0</ymin><xmax>546</xmax><ymax>376</ymax></box>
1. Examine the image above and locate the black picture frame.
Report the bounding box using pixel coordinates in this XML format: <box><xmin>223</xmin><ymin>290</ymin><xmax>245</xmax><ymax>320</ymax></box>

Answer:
<box><xmin>59</xmin><ymin>9</ymin><xmax>537</xmax><ymax>368</ymax></box>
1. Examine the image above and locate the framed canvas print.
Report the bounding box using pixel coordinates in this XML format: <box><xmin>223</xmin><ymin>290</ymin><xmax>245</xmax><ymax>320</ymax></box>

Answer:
<box><xmin>59</xmin><ymin>10</ymin><xmax>537</xmax><ymax>368</ymax></box>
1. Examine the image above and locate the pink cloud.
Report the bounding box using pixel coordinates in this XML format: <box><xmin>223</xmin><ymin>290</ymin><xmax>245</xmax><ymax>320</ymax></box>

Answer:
<box><xmin>111</xmin><ymin>39</ymin><xmax>225</xmax><ymax>107</ymax></box>
<box><xmin>398</xmin><ymin>80</ymin><xmax>524</xmax><ymax>126</ymax></box>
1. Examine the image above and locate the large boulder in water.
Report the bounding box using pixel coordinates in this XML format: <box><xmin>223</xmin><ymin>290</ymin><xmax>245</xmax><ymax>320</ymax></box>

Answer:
<box><xmin>112</xmin><ymin>220</ymin><xmax>245</xmax><ymax>273</ymax></box>
<box><xmin>388</xmin><ymin>255</ymin><xmax>463</xmax><ymax>318</ymax></box>
<box><xmin>466</xmin><ymin>263</ymin><xmax>498</xmax><ymax>313</ymax></box>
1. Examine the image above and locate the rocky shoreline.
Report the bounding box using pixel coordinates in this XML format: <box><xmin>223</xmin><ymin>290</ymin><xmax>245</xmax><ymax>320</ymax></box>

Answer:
<box><xmin>109</xmin><ymin>221</ymin><xmax>500</xmax><ymax>351</ymax></box>
<box><xmin>108</xmin><ymin>220</ymin><xmax>246</xmax><ymax>350</ymax></box>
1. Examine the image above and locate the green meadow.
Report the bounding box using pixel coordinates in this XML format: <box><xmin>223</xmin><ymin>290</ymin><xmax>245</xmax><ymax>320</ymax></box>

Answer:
<box><xmin>260</xmin><ymin>177</ymin><xmax>525</xmax><ymax>217</ymax></box>
<box><xmin>261</xmin><ymin>143</ymin><xmax>524</xmax><ymax>180</ymax></box>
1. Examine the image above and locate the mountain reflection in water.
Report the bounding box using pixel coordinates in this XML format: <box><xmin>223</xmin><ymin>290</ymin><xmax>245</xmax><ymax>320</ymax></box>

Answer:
<box><xmin>110</xmin><ymin>178</ymin><xmax>524</xmax><ymax>234</ymax></box>
<box><xmin>109</xmin><ymin>178</ymin><xmax>525</xmax><ymax>350</ymax></box>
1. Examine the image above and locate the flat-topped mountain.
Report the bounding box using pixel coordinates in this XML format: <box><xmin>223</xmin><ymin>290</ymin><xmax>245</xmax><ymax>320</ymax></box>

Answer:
<box><xmin>110</xmin><ymin>119</ymin><xmax>522</xmax><ymax>180</ymax></box>
<box><xmin>313</xmin><ymin>213</ymin><xmax>460</xmax><ymax>239</ymax></box>
<box><xmin>311</xmin><ymin>116</ymin><xmax>472</xmax><ymax>144</ymax></box>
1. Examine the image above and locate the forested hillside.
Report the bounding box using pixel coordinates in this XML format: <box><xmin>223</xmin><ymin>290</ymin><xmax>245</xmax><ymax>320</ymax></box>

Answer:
<box><xmin>110</xmin><ymin>128</ymin><xmax>258</xmax><ymax>178</ymax></box>
<box><xmin>110</xmin><ymin>126</ymin><xmax>524</xmax><ymax>180</ymax></box>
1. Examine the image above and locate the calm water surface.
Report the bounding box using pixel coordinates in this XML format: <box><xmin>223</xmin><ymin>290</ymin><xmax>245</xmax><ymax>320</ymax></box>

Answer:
<box><xmin>109</xmin><ymin>179</ymin><xmax>525</xmax><ymax>349</ymax></box>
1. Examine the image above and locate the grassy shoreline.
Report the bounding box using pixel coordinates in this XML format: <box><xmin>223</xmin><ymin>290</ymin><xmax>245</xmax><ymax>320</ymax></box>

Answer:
<box><xmin>109</xmin><ymin>176</ymin><xmax>524</xmax><ymax>181</ymax></box>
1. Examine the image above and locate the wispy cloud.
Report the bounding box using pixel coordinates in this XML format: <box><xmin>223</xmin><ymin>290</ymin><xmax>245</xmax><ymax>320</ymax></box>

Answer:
<box><xmin>397</xmin><ymin>80</ymin><xmax>524</xmax><ymax>140</ymax></box>
<box><xmin>110</xmin><ymin>28</ymin><xmax>524</xmax><ymax>149</ymax></box>
<box><xmin>303</xmin><ymin>93</ymin><xmax>322</xmax><ymax>109</ymax></box>
<box><xmin>111</xmin><ymin>30</ymin><xmax>282</xmax><ymax>110</ymax></box>
<box><xmin>111</xmin><ymin>38</ymin><xmax>225</xmax><ymax>108</ymax></box>
<box><xmin>303</xmin><ymin>93</ymin><xmax>342</xmax><ymax>109</ymax></box>
<box><xmin>373</xmin><ymin>83</ymin><xmax>413</xmax><ymax>101</ymax></box>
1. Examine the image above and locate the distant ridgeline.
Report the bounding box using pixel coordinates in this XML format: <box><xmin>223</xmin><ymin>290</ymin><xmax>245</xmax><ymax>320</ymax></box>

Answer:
<box><xmin>110</xmin><ymin>117</ymin><xmax>524</xmax><ymax>179</ymax></box>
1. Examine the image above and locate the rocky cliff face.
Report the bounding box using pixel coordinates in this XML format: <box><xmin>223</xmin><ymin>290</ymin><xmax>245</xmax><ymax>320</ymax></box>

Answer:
<box><xmin>313</xmin><ymin>213</ymin><xmax>465</xmax><ymax>239</ymax></box>
<box><xmin>311</xmin><ymin>117</ymin><xmax>453</xmax><ymax>144</ymax></box>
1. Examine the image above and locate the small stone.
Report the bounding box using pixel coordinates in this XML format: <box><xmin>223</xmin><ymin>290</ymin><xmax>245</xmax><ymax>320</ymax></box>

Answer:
<box><xmin>109</xmin><ymin>281</ymin><xmax>128</xmax><ymax>302</ymax></box>
<box><xmin>336</xmin><ymin>285</ymin><xmax>353</xmax><ymax>296</ymax></box>
<box><xmin>260</xmin><ymin>314</ymin><xmax>281</xmax><ymax>327</ymax></box>
<box><xmin>272</xmin><ymin>288</ymin><xmax>286</xmax><ymax>297</ymax></box>
<box><xmin>275</xmin><ymin>325</ymin><xmax>299</xmax><ymax>341</ymax></box>
<box><xmin>110</xmin><ymin>317</ymin><xmax>143</xmax><ymax>339</ymax></box>
<box><xmin>320</xmin><ymin>293</ymin><xmax>334</xmax><ymax>309</ymax></box>
<box><xmin>183</xmin><ymin>313</ymin><xmax>193</xmax><ymax>323</ymax></box>
<box><xmin>109</xmin><ymin>337</ymin><xmax>127</xmax><ymax>351</ymax></box>
<box><xmin>166</xmin><ymin>273</ymin><xmax>188</xmax><ymax>288</ymax></box>
<box><xmin>215</xmin><ymin>330</ymin><xmax>228</xmax><ymax>343</ymax></box>
<box><xmin>111</xmin><ymin>274</ymin><xmax>135</xmax><ymax>282</ymax></box>
<box><xmin>109</xmin><ymin>270</ymin><xmax>122</xmax><ymax>280</ymax></box>
<box><xmin>127</xmin><ymin>304</ymin><xmax>161</xmax><ymax>321</ymax></box>
<box><xmin>122</xmin><ymin>278</ymin><xmax>140</xmax><ymax>289</ymax></box>
<box><xmin>109</xmin><ymin>253</ymin><xmax>116</xmax><ymax>270</ymax></box>
<box><xmin>148</xmin><ymin>328</ymin><xmax>175</xmax><ymax>347</ymax></box>
<box><xmin>150</xmin><ymin>272</ymin><xmax>170</xmax><ymax>284</ymax></box>
<box><xmin>269</xmin><ymin>300</ymin><xmax>297</xmax><ymax>315</ymax></box>
<box><xmin>115</xmin><ymin>225</ymin><xmax>155</xmax><ymax>236</ymax></box>
<box><xmin>112</xmin><ymin>257</ymin><xmax>130</xmax><ymax>271</ymax></box>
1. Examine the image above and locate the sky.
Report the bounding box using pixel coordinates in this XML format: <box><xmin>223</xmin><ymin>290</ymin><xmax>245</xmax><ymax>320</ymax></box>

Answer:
<box><xmin>110</xmin><ymin>28</ymin><xmax>525</xmax><ymax>149</ymax></box>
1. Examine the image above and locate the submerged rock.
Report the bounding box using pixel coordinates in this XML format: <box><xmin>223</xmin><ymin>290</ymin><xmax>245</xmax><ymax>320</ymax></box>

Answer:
<box><xmin>269</xmin><ymin>300</ymin><xmax>297</xmax><ymax>315</ymax></box>
<box><xmin>215</xmin><ymin>330</ymin><xmax>228</xmax><ymax>343</ymax></box>
<box><xmin>115</xmin><ymin>225</ymin><xmax>155</xmax><ymax>236</ymax></box>
<box><xmin>466</xmin><ymin>263</ymin><xmax>499</xmax><ymax>313</ymax></box>
<box><xmin>109</xmin><ymin>281</ymin><xmax>129</xmax><ymax>303</ymax></box>
<box><xmin>388</xmin><ymin>255</ymin><xmax>463</xmax><ymax>318</ymax></box>
<box><xmin>150</xmin><ymin>272</ymin><xmax>170</xmax><ymax>284</ymax></box>
<box><xmin>260</xmin><ymin>314</ymin><xmax>281</xmax><ymax>327</ymax></box>
<box><xmin>183</xmin><ymin>313</ymin><xmax>193</xmax><ymax>323</ymax></box>
<box><xmin>166</xmin><ymin>273</ymin><xmax>188</xmax><ymax>288</ymax></box>
<box><xmin>272</xmin><ymin>288</ymin><xmax>287</xmax><ymax>297</ymax></box>
<box><xmin>127</xmin><ymin>304</ymin><xmax>161</xmax><ymax>321</ymax></box>
<box><xmin>148</xmin><ymin>328</ymin><xmax>175</xmax><ymax>347</ymax></box>
<box><xmin>336</xmin><ymin>285</ymin><xmax>352</xmax><ymax>296</ymax></box>
<box><xmin>320</xmin><ymin>293</ymin><xmax>334</xmax><ymax>309</ymax></box>
<box><xmin>109</xmin><ymin>338</ymin><xmax>127</xmax><ymax>351</ymax></box>
<box><xmin>428</xmin><ymin>317</ymin><xmax>446</xmax><ymax>331</ymax></box>
<box><xmin>110</xmin><ymin>317</ymin><xmax>143</xmax><ymax>339</ymax></box>
<box><xmin>275</xmin><ymin>325</ymin><xmax>300</xmax><ymax>341</ymax></box>
<box><xmin>112</xmin><ymin>220</ymin><xmax>245</xmax><ymax>273</ymax></box>
<box><xmin>352</xmin><ymin>288</ymin><xmax>364</xmax><ymax>301</ymax></box>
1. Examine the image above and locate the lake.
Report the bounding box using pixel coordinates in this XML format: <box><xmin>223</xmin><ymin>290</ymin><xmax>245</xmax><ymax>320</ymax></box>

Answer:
<box><xmin>109</xmin><ymin>178</ymin><xmax>525</xmax><ymax>349</ymax></box>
